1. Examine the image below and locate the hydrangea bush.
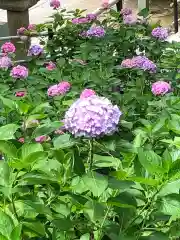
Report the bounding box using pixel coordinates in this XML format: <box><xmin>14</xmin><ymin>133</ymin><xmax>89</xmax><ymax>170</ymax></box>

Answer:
<box><xmin>0</xmin><ymin>3</ymin><xmax>179</xmax><ymax>240</ymax></box>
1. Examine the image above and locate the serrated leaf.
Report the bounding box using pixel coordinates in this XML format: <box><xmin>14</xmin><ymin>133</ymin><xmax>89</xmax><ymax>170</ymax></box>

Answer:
<box><xmin>0</xmin><ymin>141</ymin><xmax>17</xmax><ymax>158</ymax></box>
<box><xmin>23</xmin><ymin>221</ymin><xmax>45</xmax><ymax>236</ymax></box>
<box><xmin>21</xmin><ymin>143</ymin><xmax>43</xmax><ymax>159</ymax></box>
<box><xmin>93</xmin><ymin>154</ymin><xmax>121</xmax><ymax>168</ymax></box>
<box><xmin>0</xmin><ymin>209</ymin><xmax>14</xmax><ymax>239</ymax></box>
<box><xmin>31</xmin><ymin>102</ymin><xmax>52</xmax><ymax>114</ymax></box>
<box><xmin>158</xmin><ymin>179</ymin><xmax>180</xmax><ymax>197</ymax></box>
<box><xmin>82</xmin><ymin>172</ymin><xmax>108</xmax><ymax>197</ymax></box>
<box><xmin>53</xmin><ymin>134</ymin><xmax>75</xmax><ymax>149</ymax></box>
<box><xmin>33</xmin><ymin>121</ymin><xmax>62</xmax><ymax>138</ymax></box>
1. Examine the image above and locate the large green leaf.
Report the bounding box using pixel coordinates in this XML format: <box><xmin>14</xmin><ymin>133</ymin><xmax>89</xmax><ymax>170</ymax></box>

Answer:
<box><xmin>80</xmin><ymin>233</ymin><xmax>90</xmax><ymax>240</ymax></box>
<box><xmin>158</xmin><ymin>179</ymin><xmax>180</xmax><ymax>197</ymax></box>
<box><xmin>21</xmin><ymin>143</ymin><xmax>43</xmax><ymax>159</ymax></box>
<box><xmin>108</xmin><ymin>178</ymin><xmax>134</xmax><ymax>190</ymax></box>
<box><xmin>0</xmin><ymin>124</ymin><xmax>19</xmax><ymax>140</ymax></box>
<box><xmin>52</xmin><ymin>218</ymin><xmax>72</xmax><ymax>231</ymax></box>
<box><xmin>138</xmin><ymin>149</ymin><xmax>164</xmax><ymax>175</ymax></box>
<box><xmin>31</xmin><ymin>102</ymin><xmax>52</xmax><ymax>114</ymax></box>
<box><xmin>83</xmin><ymin>200</ymin><xmax>105</xmax><ymax>223</ymax></box>
<box><xmin>158</xmin><ymin>195</ymin><xmax>180</xmax><ymax>217</ymax></box>
<box><xmin>10</xmin><ymin>225</ymin><xmax>22</xmax><ymax>240</ymax></box>
<box><xmin>0</xmin><ymin>209</ymin><xmax>14</xmax><ymax>239</ymax></box>
<box><xmin>23</xmin><ymin>221</ymin><xmax>45</xmax><ymax>236</ymax></box>
<box><xmin>53</xmin><ymin>134</ymin><xmax>75</xmax><ymax>149</ymax></box>
<box><xmin>32</xmin><ymin>121</ymin><xmax>62</xmax><ymax>138</ymax></box>
<box><xmin>0</xmin><ymin>141</ymin><xmax>17</xmax><ymax>158</ymax></box>
<box><xmin>0</xmin><ymin>96</ymin><xmax>15</xmax><ymax>110</ymax></box>
<box><xmin>82</xmin><ymin>172</ymin><xmax>108</xmax><ymax>197</ymax></box>
<box><xmin>93</xmin><ymin>154</ymin><xmax>121</xmax><ymax>168</ymax></box>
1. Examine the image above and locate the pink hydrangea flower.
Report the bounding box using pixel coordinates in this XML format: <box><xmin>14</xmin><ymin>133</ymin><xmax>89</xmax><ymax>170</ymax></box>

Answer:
<box><xmin>123</xmin><ymin>14</ymin><xmax>137</xmax><ymax>25</ymax></box>
<box><xmin>102</xmin><ymin>0</ymin><xmax>109</xmax><ymax>8</ymax></box>
<box><xmin>48</xmin><ymin>81</ymin><xmax>71</xmax><ymax>97</ymax></box>
<box><xmin>18</xmin><ymin>138</ymin><xmax>25</xmax><ymax>143</ymax></box>
<box><xmin>151</xmin><ymin>81</ymin><xmax>171</xmax><ymax>96</ymax></box>
<box><xmin>46</xmin><ymin>61</ymin><xmax>56</xmax><ymax>70</ymax></box>
<box><xmin>17</xmin><ymin>27</ymin><xmax>27</xmax><ymax>35</ymax></box>
<box><xmin>58</xmin><ymin>81</ymin><xmax>71</xmax><ymax>94</ymax></box>
<box><xmin>80</xmin><ymin>89</ymin><xmax>96</xmax><ymax>99</ymax></box>
<box><xmin>1</xmin><ymin>42</ymin><xmax>16</xmax><ymax>54</ymax></box>
<box><xmin>0</xmin><ymin>56</ymin><xmax>12</xmax><ymax>69</ymax></box>
<box><xmin>35</xmin><ymin>135</ymin><xmax>50</xmax><ymax>143</ymax></box>
<box><xmin>27</xmin><ymin>24</ymin><xmax>36</xmax><ymax>31</ymax></box>
<box><xmin>50</xmin><ymin>0</ymin><xmax>60</xmax><ymax>9</ymax></box>
<box><xmin>10</xmin><ymin>65</ymin><xmax>28</xmax><ymax>79</ymax></box>
<box><xmin>15</xmin><ymin>91</ymin><xmax>26</xmax><ymax>97</ymax></box>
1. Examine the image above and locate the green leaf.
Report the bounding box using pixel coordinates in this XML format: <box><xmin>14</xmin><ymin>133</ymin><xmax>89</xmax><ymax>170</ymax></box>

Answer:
<box><xmin>0</xmin><ymin>124</ymin><xmax>19</xmax><ymax>140</ymax></box>
<box><xmin>10</xmin><ymin>224</ymin><xmax>22</xmax><ymax>240</ymax></box>
<box><xmin>31</xmin><ymin>102</ymin><xmax>52</xmax><ymax>114</ymax></box>
<box><xmin>23</xmin><ymin>221</ymin><xmax>45</xmax><ymax>236</ymax></box>
<box><xmin>80</xmin><ymin>233</ymin><xmax>90</xmax><ymax>240</ymax></box>
<box><xmin>0</xmin><ymin>96</ymin><xmax>15</xmax><ymax>110</ymax></box>
<box><xmin>93</xmin><ymin>154</ymin><xmax>121</xmax><ymax>168</ymax></box>
<box><xmin>32</xmin><ymin>121</ymin><xmax>62</xmax><ymax>138</ymax></box>
<box><xmin>0</xmin><ymin>141</ymin><xmax>17</xmax><ymax>158</ymax></box>
<box><xmin>108</xmin><ymin>192</ymin><xmax>137</xmax><ymax>208</ymax></box>
<box><xmin>159</xmin><ymin>195</ymin><xmax>180</xmax><ymax>217</ymax></box>
<box><xmin>19</xmin><ymin>172</ymin><xmax>58</xmax><ymax>185</ymax></box>
<box><xmin>138</xmin><ymin>148</ymin><xmax>164</xmax><ymax>175</ymax></box>
<box><xmin>138</xmin><ymin>8</ymin><xmax>149</xmax><ymax>18</ymax></box>
<box><xmin>162</xmin><ymin>149</ymin><xmax>172</xmax><ymax>172</ymax></box>
<box><xmin>20</xmin><ymin>200</ymin><xmax>51</xmax><ymax>216</ymax></box>
<box><xmin>52</xmin><ymin>218</ymin><xmax>72</xmax><ymax>231</ymax></box>
<box><xmin>0</xmin><ymin>161</ymin><xmax>12</xmax><ymax>187</ymax></box>
<box><xmin>0</xmin><ymin>209</ymin><xmax>14</xmax><ymax>239</ymax></box>
<box><xmin>127</xmin><ymin>177</ymin><xmax>159</xmax><ymax>186</ymax></box>
<box><xmin>82</xmin><ymin>172</ymin><xmax>108</xmax><ymax>197</ymax></box>
<box><xmin>83</xmin><ymin>200</ymin><xmax>105</xmax><ymax>223</ymax></box>
<box><xmin>16</xmin><ymin>102</ymin><xmax>30</xmax><ymax>115</ymax></box>
<box><xmin>158</xmin><ymin>179</ymin><xmax>180</xmax><ymax>197</ymax></box>
<box><xmin>108</xmin><ymin>178</ymin><xmax>134</xmax><ymax>190</ymax></box>
<box><xmin>21</xmin><ymin>143</ymin><xmax>43</xmax><ymax>159</ymax></box>
<box><xmin>53</xmin><ymin>134</ymin><xmax>75</xmax><ymax>149</ymax></box>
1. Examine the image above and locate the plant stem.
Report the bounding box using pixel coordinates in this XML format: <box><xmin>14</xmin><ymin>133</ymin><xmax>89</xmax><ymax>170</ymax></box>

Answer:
<box><xmin>88</xmin><ymin>139</ymin><xmax>94</xmax><ymax>171</ymax></box>
<box><xmin>12</xmin><ymin>195</ymin><xmax>19</xmax><ymax>221</ymax></box>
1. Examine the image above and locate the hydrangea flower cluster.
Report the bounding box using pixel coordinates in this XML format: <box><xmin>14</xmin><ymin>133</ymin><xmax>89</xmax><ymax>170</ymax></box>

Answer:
<box><xmin>0</xmin><ymin>56</ymin><xmax>12</xmax><ymax>69</ymax></box>
<box><xmin>120</xmin><ymin>8</ymin><xmax>132</xmax><ymax>16</ymax></box>
<box><xmin>151</xmin><ymin>27</ymin><xmax>169</xmax><ymax>40</ymax></box>
<box><xmin>27</xmin><ymin>24</ymin><xmax>36</xmax><ymax>31</ymax></box>
<box><xmin>1</xmin><ymin>42</ymin><xmax>16</xmax><ymax>54</ymax></box>
<box><xmin>15</xmin><ymin>91</ymin><xmax>26</xmax><ymax>97</ymax></box>
<box><xmin>28</xmin><ymin>45</ymin><xmax>43</xmax><ymax>56</ymax></box>
<box><xmin>46</xmin><ymin>61</ymin><xmax>56</xmax><ymax>70</ymax></box>
<box><xmin>123</xmin><ymin>14</ymin><xmax>137</xmax><ymax>25</ymax></box>
<box><xmin>47</xmin><ymin>81</ymin><xmax>71</xmax><ymax>97</ymax></box>
<box><xmin>86</xmin><ymin>13</ymin><xmax>97</xmax><ymax>21</ymax></box>
<box><xmin>151</xmin><ymin>81</ymin><xmax>171</xmax><ymax>96</ymax></box>
<box><xmin>64</xmin><ymin>95</ymin><xmax>122</xmax><ymax>138</ymax></box>
<box><xmin>80</xmin><ymin>89</ymin><xmax>96</xmax><ymax>99</ymax></box>
<box><xmin>10</xmin><ymin>65</ymin><xmax>28</xmax><ymax>79</ymax></box>
<box><xmin>50</xmin><ymin>0</ymin><xmax>60</xmax><ymax>9</ymax></box>
<box><xmin>121</xmin><ymin>56</ymin><xmax>157</xmax><ymax>73</ymax></box>
<box><xmin>17</xmin><ymin>27</ymin><xmax>27</xmax><ymax>35</ymax></box>
<box><xmin>81</xmin><ymin>26</ymin><xmax>106</xmax><ymax>38</ymax></box>
<box><xmin>72</xmin><ymin>18</ymin><xmax>90</xmax><ymax>24</ymax></box>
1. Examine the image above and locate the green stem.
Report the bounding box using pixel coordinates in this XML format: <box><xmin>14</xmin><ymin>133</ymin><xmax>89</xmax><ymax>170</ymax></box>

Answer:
<box><xmin>12</xmin><ymin>195</ymin><xmax>19</xmax><ymax>221</ymax></box>
<box><xmin>88</xmin><ymin>139</ymin><xmax>94</xmax><ymax>171</ymax></box>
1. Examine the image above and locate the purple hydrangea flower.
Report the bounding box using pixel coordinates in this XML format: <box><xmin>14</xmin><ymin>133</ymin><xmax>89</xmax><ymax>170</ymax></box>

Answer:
<box><xmin>72</xmin><ymin>18</ymin><xmax>89</xmax><ymax>24</ymax></box>
<box><xmin>151</xmin><ymin>81</ymin><xmax>171</xmax><ymax>96</ymax></box>
<box><xmin>64</xmin><ymin>95</ymin><xmax>122</xmax><ymax>138</ymax></box>
<box><xmin>151</xmin><ymin>27</ymin><xmax>169</xmax><ymax>40</ymax></box>
<box><xmin>10</xmin><ymin>65</ymin><xmax>28</xmax><ymax>79</ymax></box>
<box><xmin>121</xmin><ymin>8</ymin><xmax>132</xmax><ymax>16</ymax></box>
<box><xmin>86</xmin><ymin>13</ymin><xmax>97</xmax><ymax>21</ymax></box>
<box><xmin>0</xmin><ymin>56</ymin><xmax>12</xmax><ymax>69</ymax></box>
<box><xmin>28</xmin><ymin>45</ymin><xmax>43</xmax><ymax>56</ymax></box>
<box><xmin>86</xmin><ymin>26</ymin><xmax>106</xmax><ymax>38</ymax></box>
<box><xmin>121</xmin><ymin>56</ymin><xmax>157</xmax><ymax>73</ymax></box>
<box><xmin>123</xmin><ymin>14</ymin><xmax>137</xmax><ymax>25</ymax></box>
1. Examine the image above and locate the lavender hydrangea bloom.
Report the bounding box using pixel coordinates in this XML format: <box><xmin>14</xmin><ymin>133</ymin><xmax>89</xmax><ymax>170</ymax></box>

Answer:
<box><xmin>133</xmin><ymin>56</ymin><xmax>157</xmax><ymax>73</ymax></box>
<box><xmin>0</xmin><ymin>56</ymin><xmax>12</xmax><ymax>69</ymax></box>
<box><xmin>121</xmin><ymin>56</ymin><xmax>157</xmax><ymax>73</ymax></box>
<box><xmin>28</xmin><ymin>45</ymin><xmax>43</xmax><ymax>56</ymax></box>
<box><xmin>85</xmin><ymin>26</ymin><xmax>106</xmax><ymax>38</ymax></box>
<box><xmin>86</xmin><ymin>13</ymin><xmax>97</xmax><ymax>21</ymax></box>
<box><xmin>123</xmin><ymin>14</ymin><xmax>137</xmax><ymax>25</ymax></box>
<box><xmin>64</xmin><ymin>95</ymin><xmax>122</xmax><ymax>138</ymax></box>
<box><xmin>151</xmin><ymin>27</ymin><xmax>169</xmax><ymax>40</ymax></box>
<box><xmin>120</xmin><ymin>8</ymin><xmax>132</xmax><ymax>16</ymax></box>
